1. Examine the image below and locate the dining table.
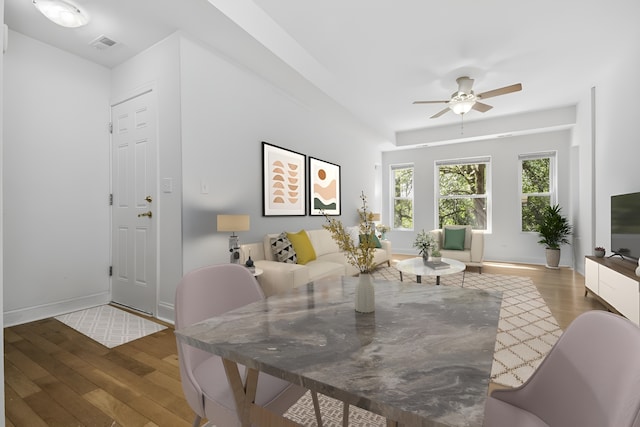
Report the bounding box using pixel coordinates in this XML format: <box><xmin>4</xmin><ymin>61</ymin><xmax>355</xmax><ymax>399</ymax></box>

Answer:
<box><xmin>174</xmin><ymin>276</ymin><xmax>502</xmax><ymax>427</ymax></box>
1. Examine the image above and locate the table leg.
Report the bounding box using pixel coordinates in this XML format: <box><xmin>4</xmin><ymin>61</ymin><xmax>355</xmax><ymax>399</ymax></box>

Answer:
<box><xmin>386</xmin><ymin>419</ymin><xmax>399</xmax><ymax>426</ymax></box>
<box><xmin>343</xmin><ymin>403</ymin><xmax>349</xmax><ymax>427</ymax></box>
<box><xmin>311</xmin><ymin>391</ymin><xmax>324</xmax><ymax>427</ymax></box>
<box><xmin>222</xmin><ymin>358</ymin><xmax>252</xmax><ymax>427</ymax></box>
<box><xmin>399</xmin><ymin>271</ymin><xmax>403</xmax><ymax>281</ymax></box>
<box><xmin>435</xmin><ymin>275</ymin><xmax>440</xmax><ymax>285</ymax></box>
<box><xmin>461</xmin><ymin>270</ymin><xmax>466</xmax><ymax>287</ymax></box>
<box><xmin>416</xmin><ymin>275</ymin><xmax>421</xmax><ymax>283</ymax></box>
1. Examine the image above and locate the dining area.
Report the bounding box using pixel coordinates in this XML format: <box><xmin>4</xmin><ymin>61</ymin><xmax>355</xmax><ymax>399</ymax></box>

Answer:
<box><xmin>174</xmin><ymin>264</ymin><xmax>502</xmax><ymax>427</ymax></box>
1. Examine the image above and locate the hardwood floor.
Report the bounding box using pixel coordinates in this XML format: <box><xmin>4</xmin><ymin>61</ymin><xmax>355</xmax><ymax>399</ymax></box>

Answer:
<box><xmin>4</xmin><ymin>261</ymin><xmax>606</xmax><ymax>426</ymax></box>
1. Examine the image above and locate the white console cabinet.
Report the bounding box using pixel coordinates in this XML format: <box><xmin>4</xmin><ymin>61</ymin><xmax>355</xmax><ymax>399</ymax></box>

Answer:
<box><xmin>585</xmin><ymin>256</ymin><xmax>640</xmax><ymax>325</ymax></box>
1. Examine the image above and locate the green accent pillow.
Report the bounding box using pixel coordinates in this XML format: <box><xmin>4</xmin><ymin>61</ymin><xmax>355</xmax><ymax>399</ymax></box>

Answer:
<box><xmin>443</xmin><ymin>227</ymin><xmax>466</xmax><ymax>250</ymax></box>
<box><xmin>359</xmin><ymin>232</ymin><xmax>382</xmax><ymax>248</ymax></box>
<box><xmin>286</xmin><ymin>230</ymin><xmax>317</xmax><ymax>265</ymax></box>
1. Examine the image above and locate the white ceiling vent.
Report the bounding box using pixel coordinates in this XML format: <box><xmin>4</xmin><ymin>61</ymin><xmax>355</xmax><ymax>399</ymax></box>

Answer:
<box><xmin>89</xmin><ymin>35</ymin><xmax>118</xmax><ymax>50</ymax></box>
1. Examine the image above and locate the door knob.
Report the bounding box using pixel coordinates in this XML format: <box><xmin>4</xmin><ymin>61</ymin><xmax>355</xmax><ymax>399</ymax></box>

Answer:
<box><xmin>145</xmin><ymin>196</ymin><xmax>153</xmax><ymax>203</ymax></box>
<box><xmin>138</xmin><ymin>211</ymin><xmax>153</xmax><ymax>218</ymax></box>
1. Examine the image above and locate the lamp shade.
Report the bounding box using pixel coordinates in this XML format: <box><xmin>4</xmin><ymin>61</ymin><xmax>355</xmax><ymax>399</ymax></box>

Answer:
<box><xmin>449</xmin><ymin>99</ymin><xmax>475</xmax><ymax>115</ymax></box>
<box><xmin>33</xmin><ymin>0</ymin><xmax>90</xmax><ymax>28</ymax></box>
<box><xmin>217</xmin><ymin>214</ymin><xmax>250</xmax><ymax>232</ymax></box>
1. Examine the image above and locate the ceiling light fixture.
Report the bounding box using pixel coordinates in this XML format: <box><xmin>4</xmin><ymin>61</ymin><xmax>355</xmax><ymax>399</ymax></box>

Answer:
<box><xmin>33</xmin><ymin>0</ymin><xmax>89</xmax><ymax>28</ymax></box>
<box><xmin>449</xmin><ymin>92</ymin><xmax>476</xmax><ymax>115</ymax></box>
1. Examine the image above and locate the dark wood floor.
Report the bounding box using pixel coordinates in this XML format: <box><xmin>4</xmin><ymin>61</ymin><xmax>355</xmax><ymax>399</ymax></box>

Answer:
<box><xmin>4</xmin><ymin>261</ymin><xmax>606</xmax><ymax>426</ymax></box>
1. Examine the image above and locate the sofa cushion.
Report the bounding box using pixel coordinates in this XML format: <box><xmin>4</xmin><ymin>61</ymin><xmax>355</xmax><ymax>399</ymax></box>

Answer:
<box><xmin>286</xmin><ymin>230</ymin><xmax>317</xmax><ymax>265</ymax></box>
<box><xmin>304</xmin><ymin>260</ymin><xmax>345</xmax><ymax>281</ymax></box>
<box><xmin>359</xmin><ymin>232</ymin><xmax>382</xmax><ymax>248</ymax></box>
<box><xmin>270</xmin><ymin>232</ymin><xmax>297</xmax><ymax>264</ymax></box>
<box><xmin>443</xmin><ymin>227</ymin><xmax>466</xmax><ymax>250</ymax></box>
<box><xmin>307</xmin><ymin>229</ymin><xmax>339</xmax><ymax>257</ymax></box>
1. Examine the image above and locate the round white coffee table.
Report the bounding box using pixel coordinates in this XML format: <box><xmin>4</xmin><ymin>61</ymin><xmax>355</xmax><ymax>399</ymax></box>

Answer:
<box><xmin>395</xmin><ymin>257</ymin><xmax>466</xmax><ymax>286</ymax></box>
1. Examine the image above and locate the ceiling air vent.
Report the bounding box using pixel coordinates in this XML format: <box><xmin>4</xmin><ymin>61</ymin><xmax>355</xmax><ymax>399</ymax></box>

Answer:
<box><xmin>89</xmin><ymin>35</ymin><xmax>117</xmax><ymax>50</ymax></box>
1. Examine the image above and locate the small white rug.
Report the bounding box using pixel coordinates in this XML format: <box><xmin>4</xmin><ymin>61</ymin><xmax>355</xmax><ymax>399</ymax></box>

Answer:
<box><xmin>55</xmin><ymin>305</ymin><xmax>167</xmax><ymax>348</ymax></box>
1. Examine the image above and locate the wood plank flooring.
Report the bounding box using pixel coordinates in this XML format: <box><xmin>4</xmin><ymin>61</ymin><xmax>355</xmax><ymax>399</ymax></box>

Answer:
<box><xmin>4</xmin><ymin>261</ymin><xmax>606</xmax><ymax>426</ymax></box>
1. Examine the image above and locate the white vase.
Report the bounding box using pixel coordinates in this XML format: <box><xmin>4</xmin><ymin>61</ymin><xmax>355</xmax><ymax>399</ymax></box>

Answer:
<box><xmin>355</xmin><ymin>273</ymin><xmax>375</xmax><ymax>313</ymax></box>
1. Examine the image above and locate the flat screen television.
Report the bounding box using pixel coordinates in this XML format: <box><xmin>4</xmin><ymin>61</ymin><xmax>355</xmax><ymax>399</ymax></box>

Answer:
<box><xmin>611</xmin><ymin>192</ymin><xmax>640</xmax><ymax>261</ymax></box>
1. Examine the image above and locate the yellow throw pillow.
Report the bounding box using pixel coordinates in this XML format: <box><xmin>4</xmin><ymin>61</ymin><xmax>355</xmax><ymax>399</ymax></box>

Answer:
<box><xmin>286</xmin><ymin>230</ymin><xmax>317</xmax><ymax>265</ymax></box>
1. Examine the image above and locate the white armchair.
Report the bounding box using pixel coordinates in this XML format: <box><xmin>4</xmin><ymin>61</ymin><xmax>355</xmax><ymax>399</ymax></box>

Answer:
<box><xmin>430</xmin><ymin>225</ymin><xmax>484</xmax><ymax>272</ymax></box>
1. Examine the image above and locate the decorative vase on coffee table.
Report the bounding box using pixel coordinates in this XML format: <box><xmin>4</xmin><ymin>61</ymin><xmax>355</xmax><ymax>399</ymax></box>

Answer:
<box><xmin>355</xmin><ymin>273</ymin><xmax>375</xmax><ymax>313</ymax></box>
<box><xmin>422</xmin><ymin>254</ymin><xmax>429</xmax><ymax>265</ymax></box>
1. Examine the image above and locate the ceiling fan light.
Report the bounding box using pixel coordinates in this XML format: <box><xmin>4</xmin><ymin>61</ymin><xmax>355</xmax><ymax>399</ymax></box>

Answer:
<box><xmin>33</xmin><ymin>0</ymin><xmax>89</xmax><ymax>28</ymax></box>
<box><xmin>449</xmin><ymin>99</ymin><xmax>475</xmax><ymax>115</ymax></box>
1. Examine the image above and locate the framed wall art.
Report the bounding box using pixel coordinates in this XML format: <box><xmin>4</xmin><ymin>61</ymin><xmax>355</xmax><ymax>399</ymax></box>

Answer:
<box><xmin>262</xmin><ymin>142</ymin><xmax>306</xmax><ymax>216</ymax></box>
<box><xmin>309</xmin><ymin>157</ymin><xmax>341</xmax><ymax>216</ymax></box>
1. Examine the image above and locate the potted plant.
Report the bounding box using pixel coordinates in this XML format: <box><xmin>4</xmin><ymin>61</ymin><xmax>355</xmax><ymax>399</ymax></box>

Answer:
<box><xmin>430</xmin><ymin>248</ymin><xmax>442</xmax><ymax>263</ymax></box>
<box><xmin>413</xmin><ymin>230</ymin><xmax>436</xmax><ymax>264</ymax></box>
<box><xmin>594</xmin><ymin>246</ymin><xmax>606</xmax><ymax>258</ymax></box>
<box><xmin>323</xmin><ymin>191</ymin><xmax>377</xmax><ymax>313</ymax></box>
<box><xmin>376</xmin><ymin>224</ymin><xmax>390</xmax><ymax>240</ymax></box>
<box><xmin>536</xmin><ymin>204</ymin><xmax>572</xmax><ymax>269</ymax></box>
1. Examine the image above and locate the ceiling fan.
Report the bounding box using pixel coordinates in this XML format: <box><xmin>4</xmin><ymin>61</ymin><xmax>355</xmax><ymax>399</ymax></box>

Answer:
<box><xmin>413</xmin><ymin>76</ymin><xmax>522</xmax><ymax>119</ymax></box>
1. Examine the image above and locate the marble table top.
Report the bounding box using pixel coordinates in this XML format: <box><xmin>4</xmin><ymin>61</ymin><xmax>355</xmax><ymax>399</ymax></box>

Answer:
<box><xmin>175</xmin><ymin>276</ymin><xmax>502</xmax><ymax>427</ymax></box>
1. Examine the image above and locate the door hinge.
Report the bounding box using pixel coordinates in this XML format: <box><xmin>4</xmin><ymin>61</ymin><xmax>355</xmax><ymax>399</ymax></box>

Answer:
<box><xmin>109</xmin><ymin>266</ymin><xmax>113</xmax><ymax>276</ymax></box>
<box><xmin>109</xmin><ymin>193</ymin><xmax>113</xmax><ymax>206</ymax></box>
<box><xmin>108</xmin><ymin>122</ymin><xmax>113</xmax><ymax>134</ymax></box>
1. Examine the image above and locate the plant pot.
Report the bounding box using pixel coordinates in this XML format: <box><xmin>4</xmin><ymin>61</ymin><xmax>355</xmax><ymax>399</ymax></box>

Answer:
<box><xmin>545</xmin><ymin>248</ymin><xmax>561</xmax><ymax>269</ymax></box>
<box><xmin>431</xmin><ymin>256</ymin><xmax>442</xmax><ymax>263</ymax></box>
<box><xmin>594</xmin><ymin>249</ymin><xmax>605</xmax><ymax>258</ymax></box>
<box><xmin>355</xmin><ymin>273</ymin><xmax>375</xmax><ymax>313</ymax></box>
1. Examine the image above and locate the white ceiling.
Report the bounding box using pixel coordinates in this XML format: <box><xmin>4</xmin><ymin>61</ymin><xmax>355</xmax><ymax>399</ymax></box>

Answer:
<box><xmin>5</xmin><ymin>0</ymin><xmax>640</xmax><ymax>142</ymax></box>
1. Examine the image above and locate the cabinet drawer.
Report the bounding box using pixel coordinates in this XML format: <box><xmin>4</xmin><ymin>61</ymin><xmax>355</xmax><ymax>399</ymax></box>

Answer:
<box><xmin>599</xmin><ymin>267</ymin><xmax>640</xmax><ymax>325</ymax></box>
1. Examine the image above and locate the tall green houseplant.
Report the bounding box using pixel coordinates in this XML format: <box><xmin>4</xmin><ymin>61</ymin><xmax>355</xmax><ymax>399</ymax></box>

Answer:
<box><xmin>536</xmin><ymin>204</ymin><xmax>572</xmax><ymax>269</ymax></box>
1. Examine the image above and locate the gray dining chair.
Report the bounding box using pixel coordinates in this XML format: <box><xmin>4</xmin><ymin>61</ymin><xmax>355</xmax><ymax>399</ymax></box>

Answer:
<box><xmin>483</xmin><ymin>310</ymin><xmax>640</xmax><ymax>427</ymax></box>
<box><xmin>175</xmin><ymin>263</ymin><xmax>308</xmax><ymax>427</ymax></box>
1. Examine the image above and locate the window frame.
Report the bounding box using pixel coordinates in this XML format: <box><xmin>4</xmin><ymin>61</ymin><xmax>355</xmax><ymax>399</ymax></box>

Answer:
<box><xmin>435</xmin><ymin>156</ymin><xmax>492</xmax><ymax>232</ymax></box>
<box><xmin>390</xmin><ymin>164</ymin><xmax>414</xmax><ymax>231</ymax></box>
<box><xmin>519</xmin><ymin>151</ymin><xmax>557</xmax><ymax>233</ymax></box>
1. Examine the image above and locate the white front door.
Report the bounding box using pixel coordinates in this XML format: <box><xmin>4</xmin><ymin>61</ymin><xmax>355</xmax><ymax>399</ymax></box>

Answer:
<box><xmin>111</xmin><ymin>90</ymin><xmax>158</xmax><ymax>315</ymax></box>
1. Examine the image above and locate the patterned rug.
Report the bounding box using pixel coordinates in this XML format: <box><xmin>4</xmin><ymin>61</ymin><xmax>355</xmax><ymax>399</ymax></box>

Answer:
<box><xmin>283</xmin><ymin>266</ymin><xmax>563</xmax><ymax>426</ymax></box>
<box><xmin>55</xmin><ymin>304</ymin><xmax>167</xmax><ymax>348</ymax></box>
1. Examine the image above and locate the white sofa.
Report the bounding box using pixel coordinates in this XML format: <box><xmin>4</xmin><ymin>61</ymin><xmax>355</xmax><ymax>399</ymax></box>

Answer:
<box><xmin>429</xmin><ymin>225</ymin><xmax>484</xmax><ymax>272</ymax></box>
<box><xmin>240</xmin><ymin>229</ymin><xmax>392</xmax><ymax>296</ymax></box>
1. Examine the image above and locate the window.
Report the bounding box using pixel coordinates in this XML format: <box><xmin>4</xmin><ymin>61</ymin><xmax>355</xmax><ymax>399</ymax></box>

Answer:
<box><xmin>520</xmin><ymin>152</ymin><xmax>556</xmax><ymax>232</ymax></box>
<box><xmin>391</xmin><ymin>165</ymin><xmax>414</xmax><ymax>230</ymax></box>
<box><xmin>436</xmin><ymin>157</ymin><xmax>491</xmax><ymax>230</ymax></box>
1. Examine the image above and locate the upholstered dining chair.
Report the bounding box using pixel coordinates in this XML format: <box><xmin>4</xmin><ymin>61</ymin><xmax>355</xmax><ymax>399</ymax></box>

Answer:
<box><xmin>483</xmin><ymin>310</ymin><xmax>640</xmax><ymax>427</ymax></box>
<box><xmin>175</xmin><ymin>264</ymin><xmax>307</xmax><ymax>427</ymax></box>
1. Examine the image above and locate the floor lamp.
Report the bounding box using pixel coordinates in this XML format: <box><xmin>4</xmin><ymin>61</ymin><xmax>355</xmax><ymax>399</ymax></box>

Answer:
<box><xmin>217</xmin><ymin>214</ymin><xmax>250</xmax><ymax>264</ymax></box>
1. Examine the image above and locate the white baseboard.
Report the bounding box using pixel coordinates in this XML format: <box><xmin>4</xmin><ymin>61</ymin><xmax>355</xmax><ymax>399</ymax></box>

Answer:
<box><xmin>157</xmin><ymin>301</ymin><xmax>175</xmax><ymax>325</ymax></box>
<box><xmin>4</xmin><ymin>292</ymin><xmax>111</xmax><ymax>327</ymax></box>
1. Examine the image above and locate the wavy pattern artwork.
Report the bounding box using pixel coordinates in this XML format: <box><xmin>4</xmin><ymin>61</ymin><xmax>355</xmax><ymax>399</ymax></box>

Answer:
<box><xmin>309</xmin><ymin>157</ymin><xmax>340</xmax><ymax>215</ymax></box>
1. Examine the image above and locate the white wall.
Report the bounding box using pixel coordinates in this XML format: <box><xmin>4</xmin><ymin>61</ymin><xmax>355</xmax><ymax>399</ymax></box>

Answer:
<box><xmin>111</xmin><ymin>33</ymin><xmax>183</xmax><ymax>323</ymax></box>
<box><xmin>594</xmin><ymin>50</ymin><xmax>640</xmax><ymax>255</ymax></box>
<box><xmin>1</xmin><ymin>0</ymin><xmax>6</xmax><ymax>416</ymax></box>
<box><xmin>3</xmin><ymin>31</ymin><xmax>111</xmax><ymax>326</ymax></box>
<box><xmin>382</xmin><ymin>129</ymin><xmax>573</xmax><ymax>266</ymax></box>
<box><xmin>179</xmin><ymin>35</ymin><xmax>385</xmax><ymax>273</ymax></box>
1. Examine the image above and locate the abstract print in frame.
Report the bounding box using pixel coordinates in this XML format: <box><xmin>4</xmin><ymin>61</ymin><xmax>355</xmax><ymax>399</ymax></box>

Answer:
<box><xmin>309</xmin><ymin>157</ymin><xmax>341</xmax><ymax>216</ymax></box>
<box><xmin>262</xmin><ymin>142</ymin><xmax>306</xmax><ymax>216</ymax></box>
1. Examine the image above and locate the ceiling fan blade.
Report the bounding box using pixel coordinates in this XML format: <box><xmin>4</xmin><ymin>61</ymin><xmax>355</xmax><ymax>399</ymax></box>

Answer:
<box><xmin>477</xmin><ymin>83</ymin><xmax>522</xmax><ymax>100</ymax></box>
<box><xmin>472</xmin><ymin>102</ymin><xmax>493</xmax><ymax>113</ymax></box>
<box><xmin>456</xmin><ymin>76</ymin><xmax>474</xmax><ymax>94</ymax></box>
<box><xmin>430</xmin><ymin>107</ymin><xmax>450</xmax><ymax>119</ymax></box>
<box><xmin>413</xmin><ymin>100</ymin><xmax>449</xmax><ymax>104</ymax></box>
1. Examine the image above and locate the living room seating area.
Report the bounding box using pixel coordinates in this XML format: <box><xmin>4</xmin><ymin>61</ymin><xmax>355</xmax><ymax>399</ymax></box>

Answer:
<box><xmin>240</xmin><ymin>229</ymin><xmax>392</xmax><ymax>296</ymax></box>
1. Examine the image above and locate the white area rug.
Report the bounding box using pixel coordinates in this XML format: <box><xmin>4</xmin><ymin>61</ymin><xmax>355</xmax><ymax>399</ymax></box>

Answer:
<box><xmin>283</xmin><ymin>268</ymin><xmax>563</xmax><ymax>426</ymax></box>
<box><xmin>55</xmin><ymin>305</ymin><xmax>167</xmax><ymax>348</ymax></box>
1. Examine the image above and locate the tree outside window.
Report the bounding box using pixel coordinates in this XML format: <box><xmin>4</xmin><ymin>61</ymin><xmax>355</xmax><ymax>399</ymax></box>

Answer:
<box><xmin>436</xmin><ymin>159</ymin><xmax>490</xmax><ymax>230</ymax></box>
<box><xmin>392</xmin><ymin>165</ymin><xmax>413</xmax><ymax>229</ymax></box>
<box><xmin>520</xmin><ymin>153</ymin><xmax>555</xmax><ymax>232</ymax></box>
